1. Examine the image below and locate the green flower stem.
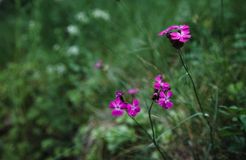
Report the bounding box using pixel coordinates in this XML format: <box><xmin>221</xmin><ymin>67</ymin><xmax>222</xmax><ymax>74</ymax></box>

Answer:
<box><xmin>131</xmin><ymin>117</ymin><xmax>152</xmax><ymax>141</ymax></box>
<box><xmin>148</xmin><ymin>101</ymin><xmax>169</xmax><ymax>160</ymax></box>
<box><xmin>177</xmin><ymin>49</ymin><xmax>214</xmax><ymax>152</ymax></box>
<box><xmin>130</xmin><ymin>103</ymin><xmax>169</xmax><ymax>160</ymax></box>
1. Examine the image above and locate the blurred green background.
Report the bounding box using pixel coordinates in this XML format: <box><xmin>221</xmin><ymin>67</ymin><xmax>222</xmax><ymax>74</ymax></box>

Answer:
<box><xmin>0</xmin><ymin>0</ymin><xmax>245</xmax><ymax>159</ymax></box>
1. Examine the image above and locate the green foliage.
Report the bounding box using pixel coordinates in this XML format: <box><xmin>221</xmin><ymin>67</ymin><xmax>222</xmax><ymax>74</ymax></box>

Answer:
<box><xmin>0</xmin><ymin>0</ymin><xmax>245</xmax><ymax>159</ymax></box>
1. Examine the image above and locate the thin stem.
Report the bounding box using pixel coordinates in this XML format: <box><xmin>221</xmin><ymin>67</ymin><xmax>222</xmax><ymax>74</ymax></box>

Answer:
<box><xmin>220</xmin><ymin>0</ymin><xmax>224</xmax><ymax>55</ymax></box>
<box><xmin>177</xmin><ymin>49</ymin><xmax>214</xmax><ymax>152</ymax></box>
<box><xmin>130</xmin><ymin>117</ymin><xmax>152</xmax><ymax>141</ymax></box>
<box><xmin>148</xmin><ymin>101</ymin><xmax>169</xmax><ymax>160</ymax></box>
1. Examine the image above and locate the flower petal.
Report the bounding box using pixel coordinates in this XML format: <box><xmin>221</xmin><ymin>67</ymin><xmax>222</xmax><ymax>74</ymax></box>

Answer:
<box><xmin>134</xmin><ymin>106</ymin><xmax>141</xmax><ymax>112</ymax></box>
<box><xmin>170</xmin><ymin>32</ymin><xmax>181</xmax><ymax>40</ymax></box>
<box><xmin>165</xmin><ymin>101</ymin><xmax>173</xmax><ymax>109</ymax></box>
<box><xmin>112</xmin><ymin>109</ymin><xmax>124</xmax><ymax>117</ymax></box>
<box><xmin>159</xmin><ymin>30</ymin><xmax>168</xmax><ymax>36</ymax></box>
<box><xmin>167</xmin><ymin>91</ymin><xmax>173</xmax><ymax>98</ymax></box>
<box><xmin>168</xmin><ymin>25</ymin><xmax>180</xmax><ymax>31</ymax></box>
<box><xmin>128</xmin><ymin>110</ymin><xmax>137</xmax><ymax>117</ymax></box>
<box><xmin>132</xmin><ymin>99</ymin><xmax>139</xmax><ymax>106</ymax></box>
<box><xmin>109</xmin><ymin>100</ymin><xmax>116</xmax><ymax>109</ymax></box>
<box><xmin>180</xmin><ymin>25</ymin><xmax>189</xmax><ymax>30</ymax></box>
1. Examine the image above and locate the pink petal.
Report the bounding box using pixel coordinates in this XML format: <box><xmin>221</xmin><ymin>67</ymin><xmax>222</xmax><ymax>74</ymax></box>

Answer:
<box><xmin>154</xmin><ymin>83</ymin><xmax>161</xmax><ymax>90</ymax></box>
<box><xmin>159</xmin><ymin>91</ymin><xmax>165</xmax><ymax>98</ymax></box>
<box><xmin>134</xmin><ymin>106</ymin><xmax>141</xmax><ymax>112</ymax></box>
<box><xmin>167</xmin><ymin>91</ymin><xmax>173</xmax><ymax>98</ymax></box>
<box><xmin>179</xmin><ymin>37</ymin><xmax>190</xmax><ymax>43</ymax></box>
<box><xmin>128</xmin><ymin>110</ymin><xmax>137</xmax><ymax>117</ymax></box>
<box><xmin>132</xmin><ymin>99</ymin><xmax>139</xmax><ymax>106</ymax></box>
<box><xmin>165</xmin><ymin>101</ymin><xmax>173</xmax><ymax>109</ymax></box>
<box><xmin>180</xmin><ymin>25</ymin><xmax>189</xmax><ymax>30</ymax></box>
<box><xmin>128</xmin><ymin>88</ymin><xmax>139</xmax><ymax>95</ymax></box>
<box><xmin>127</xmin><ymin>104</ymin><xmax>132</xmax><ymax>110</ymax></box>
<box><xmin>168</xmin><ymin>25</ymin><xmax>180</xmax><ymax>31</ymax></box>
<box><xmin>159</xmin><ymin>30</ymin><xmax>168</xmax><ymax>36</ymax></box>
<box><xmin>181</xmin><ymin>30</ymin><xmax>190</xmax><ymax>35</ymax></box>
<box><xmin>119</xmin><ymin>102</ymin><xmax>127</xmax><ymax>109</ymax></box>
<box><xmin>162</xmin><ymin>82</ymin><xmax>170</xmax><ymax>90</ymax></box>
<box><xmin>155</xmin><ymin>74</ymin><xmax>163</xmax><ymax>81</ymax></box>
<box><xmin>109</xmin><ymin>101</ymin><xmax>116</xmax><ymax>109</ymax></box>
<box><xmin>112</xmin><ymin>109</ymin><xmax>124</xmax><ymax>117</ymax></box>
<box><xmin>170</xmin><ymin>32</ymin><xmax>181</xmax><ymax>40</ymax></box>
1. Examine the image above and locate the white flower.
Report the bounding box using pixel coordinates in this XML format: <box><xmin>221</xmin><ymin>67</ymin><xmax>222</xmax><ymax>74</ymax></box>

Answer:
<box><xmin>75</xmin><ymin>12</ymin><xmax>89</xmax><ymax>23</ymax></box>
<box><xmin>46</xmin><ymin>64</ymin><xmax>66</xmax><ymax>75</ymax></box>
<box><xmin>53</xmin><ymin>44</ymin><xmax>60</xmax><ymax>51</ymax></box>
<box><xmin>92</xmin><ymin>9</ymin><xmax>110</xmax><ymax>21</ymax></box>
<box><xmin>56</xmin><ymin>64</ymin><xmax>66</xmax><ymax>74</ymax></box>
<box><xmin>67</xmin><ymin>25</ymin><xmax>79</xmax><ymax>35</ymax></box>
<box><xmin>67</xmin><ymin>46</ymin><xmax>79</xmax><ymax>56</ymax></box>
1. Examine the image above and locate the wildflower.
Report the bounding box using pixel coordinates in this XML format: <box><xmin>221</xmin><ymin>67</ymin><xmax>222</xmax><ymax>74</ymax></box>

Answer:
<box><xmin>67</xmin><ymin>46</ymin><xmax>79</xmax><ymax>56</ymax></box>
<box><xmin>128</xmin><ymin>88</ymin><xmax>139</xmax><ymax>95</ymax></box>
<box><xmin>94</xmin><ymin>60</ymin><xmax>103</xmax><ymax>69</ymax></box>
<box><xmin>46</xmin><ymin>64</ymin><xmax>66</xmax><ymax>75</ymax></box>
<box><xmin>127</xmin><ymin>99</ymin><xmax>141</xmax><ymax>117</ymax></box>
<box><xmin>154</xmin><ymin>75</ymin><xmax>170</xmax><ymax>91</ymax></box>
<box><xmin>159</xmin><ymin>24</ymin><xmax>191</xmax><ymax>49</ymax></box>
<box><xmin>92</xmin><ymin>8</ymin><xmax>110</xmax><ymax>21</ymax></box>
<box><xmin>75</xmin><ymin>12</ymin><xmax>89</xmax><ymax>23</ymax></box>
<box><xmin>109</xmin><ymin>90</ymin><xmax>142</xmax><ymax>117</ymax></box>
<box><xmin>109</xmin><ymin>98</ymin><xmax>126</xmax><ymax>117</ymax></box>
<box><xmin>157</xmin><ymin>91</ymin><xmax>173</xmax><ymax>109</ymax></box>
<box><xmin>67</xmin><ymin>25</ymin><xmax>79</xmax><ymax>35</ymax></box>
<box><xmin>152</xmin><ymin>75</ymin><xmax>173</xmax><ymax>109</ymax></box>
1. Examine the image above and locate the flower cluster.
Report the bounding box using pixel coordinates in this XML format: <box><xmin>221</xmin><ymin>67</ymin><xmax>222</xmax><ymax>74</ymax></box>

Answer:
<box><xmin>109</xmin><ymin>91</ymin><xmax>141</xmax><ymax>117</ymax></box>
<box><xmin>152</xmin><ymin>75</ymin><xmax>173</xmax><ymax>109</ymax></box>
<box><xmin>159</xmin><ymin>25</ymin><xmax>191</xmax><ymax>49</ymax></box>
<box><xmin>94</xmin><ymin>59</ymin><xmax>103</xmax><ymax>69</ymax></box>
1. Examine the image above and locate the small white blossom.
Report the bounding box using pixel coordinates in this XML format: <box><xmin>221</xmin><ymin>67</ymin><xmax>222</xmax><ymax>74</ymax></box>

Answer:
<box><xmin>53</xmin><ymin>44</ymin><xmax>60</xmax><ymax>51</ymax></box>
<box><xmin>67</xmin><ymin>25</ymin><xmax>79</xmax><ymax>35</ymax></box>
<box><xmin>92</xmin><ymin>9</ymin><xmax>110</xmax><ymax>21</ymax></box>
<box><xmin>46</xmin><ymin>64</ymin><xmax>66</xmax><ymax>75</ymax></box>
<box><xmin>56</xmin><ymin>64</ymin><xmax>66</xmax><ymax>74</ymax></box>
<box><xmin>75</xmin><ymin>12</ymin><xmax>89</xmax><ymax>23</ymax></box>
<box><xmin>67</xmin><ymin>46</ymin><xmax>80</xmax><ymax>56</ymax></box>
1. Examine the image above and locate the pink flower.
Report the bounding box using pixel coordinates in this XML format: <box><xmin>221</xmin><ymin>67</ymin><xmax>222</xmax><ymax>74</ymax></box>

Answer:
<box><xmin>127</xmin><ymin>88</ymin><xmax>139</xmax><ymax>95</ymax></box>
<box><xmin>127</xmin><ymin>99</ymin><xmax>141</xmax><ymax>117</ymax></box>
<box><xmin>154</xmin><ymin>75</ymin><xmax>170</xmax><ymax>91</ymax></box>
<box><xmin>159</xmin><ymin>24</ymin><xmax>191</xmax><ymax>48</ymax></box>
<box><xmin>109</xmin><ymin>98</ymin><xmax>127</xmax><ymax>117</ymax></box>
<box><xmin>157</xmin><ymin>91</ymin><xmax>173</xmax><ymax>109</ymax></box>
<box><xmin>94</xmin><ymin>60</ymin><xmax>103</xmax><ymax>69</ymax></box>
<box><xmin>169</xmin><ymin>30</ymin><xmax>191</xmax><ymax>43</ymax></box>
<box><xmin>152</xmin><ymin>74</ymin><xmax>173</xmax><ymax>109</ymax></box>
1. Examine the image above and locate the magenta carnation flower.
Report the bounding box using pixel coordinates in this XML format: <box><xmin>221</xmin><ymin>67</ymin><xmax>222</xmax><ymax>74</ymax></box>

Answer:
<box><xmin>94</xmin><ymin>59</ymin><xmax>103</xmax><ymax>69</ymax></box>
<box><xmin>154</xmin><ymin>75</ymin><xmax>170</xmax><ymax>91</ymax></box>
<box><xmin>157</xmin><ymin>91</ymin><xmax>173</xmax><ymax>109</ymax></box>
<box><xmin>109</xmin><ymin>98</ymin><xmax>126</xmax><ymax>117</ymax></box>
<box><xmin>159</xmin><ymin>24</ymin><xmax>191</xmax><ymax>49</ymax></box>
<box><xmin>127</xmin><ymin>99</ymin><xmax>141</xmax><ymax>117</ymax></box>
<box><xmin>152</xmin><ymin>74</ymin><xmax>173</xmax><ymax>109</ymax></box>
<box><xmin>128</xmin><ymin>88</ymin><xmax>139</xmax><ymax>95</ymax></box>
<box><xmin>109</xmin><ymin>90</ymin><xmax>142</xmax><ymax>117</ymax></box>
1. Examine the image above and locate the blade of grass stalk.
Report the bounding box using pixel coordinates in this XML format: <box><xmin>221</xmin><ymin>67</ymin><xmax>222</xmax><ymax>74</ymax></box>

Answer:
<box><xmin>156</xmin><ymin>112</ymin><xmax>203</xmax><ymax>142</ymax></box>
<box><xmin>135</xmin><ymin>54</ymin><xmax>162</xmax><ymax>73</ymax></box>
